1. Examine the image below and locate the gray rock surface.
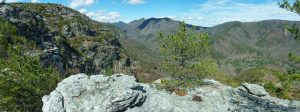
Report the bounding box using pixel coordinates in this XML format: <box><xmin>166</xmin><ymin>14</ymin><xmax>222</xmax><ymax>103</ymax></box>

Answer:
<box><xmin>43</xmin><ymin>74</ymin><xmax>146</xmax><ymax>112</ymax></box>
<box><xmin>238</xmin><ymin>83</ymin><xmax>269</xmax><ymax>96</ymax></box>
<box><xmin>43</xmin><ymin>74</ymin><xmax>300</xmax><ymax>112</ymax></box>
<box><xmin>0</xmin><ymin>4</ymin><xmax>130</xmax><ymax>76</ymax></box>
<box><xmin>62</xmin><ymin>22</ymin><xmax>96</xmax><ymax>38</ymax></box>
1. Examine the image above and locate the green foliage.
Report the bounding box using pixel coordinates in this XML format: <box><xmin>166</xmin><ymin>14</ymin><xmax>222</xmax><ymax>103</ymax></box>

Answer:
<box><xmin>264</xmin><ymin>81</ymin><xmax>278</xmax><ymax>97</ymax></box>
<box><xmin>288</xmin><ymin>53</ymin><xmax>300</xmax><ymax>63</ymax></box>
<box><xmin>119</xmin><ymin>38</ymin><xmax>163</xmax><ymax>83</ymax></box>
<box><xmin>157</xmin><ymin>21</ymin><xmax>211</xmax><ymax>91</ymax></box>
<box><xmin>191</xmin><ymin>59</ymin><xmax>219</xmax><ymax>81</ymax></box>
<box><xmin>231</xmin><ymin>42</ymin><xmax>260</xmax><ymax>54</ymax></box>
<box><xmin>158</xmin><ymin>22</ymin><xmax>210</xmax><ymax>67</ymax></box>
<box><xmin>290</xmin><ymin>73</ymin><xmax>300</xmax><ymax>81</ymax></box>
<box><xmin>101</xmin><ymin>31</ymin><xmax>115</xmax><ymax>41</ymax></box>
<box><xmin>0</xmin><ymin>18</ymin><xmax>36</xmax><ymax>51</ymax></box>
<box><xmin>279</xmin><ymin>0</ymin><xmax>300</xmax><ymax>15</ymax></box>
<box><xmin>279</xmin><ymin>0</ymin><xmax>300</xmax><ymax>74</ymax></box>
<box><xmin>287</xmin><ymin>24</ymin><xmax>300</xmax><ymax>39</ymax></box>
<box><xmin>65</xmin><ymin>34</ymin><xmax>111</xmax><ymax>58</ymax></box>
<box><xmin>227</xmin><ymin>58</ymin><xmax>278</xmax><ymax>73</ymax></box>
<box><xmin>0</xmin><ymin>46</ymin><xmax>60</xmax><ymax>111</ymax></box>
<box><xmin>237</xmin><ymin>68</ymin><xmax>267</xmax><ymax>83</ymax></box>
<box><xmin>255</xmin><ymin>36</ymin><xmax>285</xmax><ymax>47</ymax></box>
<box><xmin>0</xmin><ymin>18</ymin><xmax>17</xmax><ymax>48</ymax></box>
<box><xmin>155</xmin><ymin>79</ymin><xmax>186</xmax><ymax>93</ymax></box>
<box><xmin>104</xmin><ymin>67</ymin><xmax>114</xmax><ymax>76</ymax></box>
<box><xmin>210</xmin><ymin>49</ymin><xmax>226</xmax><ymax>61</ymax></box>
<box><xmin>235</xmin><ymin>67</ymin><xmax>300</xmax><ymax>99</ymax></box>
<box><xmin>0</xmin><ymin>17</ymin><xmax>60</xmax><ymax>111</ymax></box>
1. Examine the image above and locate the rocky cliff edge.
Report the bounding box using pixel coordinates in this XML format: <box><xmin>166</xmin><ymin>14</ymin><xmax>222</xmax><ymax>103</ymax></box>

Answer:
<box><xmin>42</xmin><ymin>74</ymin><xmax>300</xmax><ymax>112</ymax></box>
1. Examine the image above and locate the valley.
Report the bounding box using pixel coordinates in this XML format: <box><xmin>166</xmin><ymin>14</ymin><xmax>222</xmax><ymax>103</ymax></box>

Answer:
<box><xmin>0</xmin><ymin>1</ymin><xmax>300</xmax><ymax>111</ymax></box>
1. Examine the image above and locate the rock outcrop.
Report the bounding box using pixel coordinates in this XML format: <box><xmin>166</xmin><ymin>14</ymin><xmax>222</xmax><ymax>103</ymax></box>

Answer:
<box><xmin>0</xmin><ymin>4</ymin><xmax>131</xmax><ymax>75</ymax></box>
<box><xmin>43</xmin><ymin>74</ymin><xmax>146</xmax><ymax>112</ymax></box>
<box><xmin>43</xmin><ymin>74</ymin><xmax>300</xmax><ymax>112</ymax></box>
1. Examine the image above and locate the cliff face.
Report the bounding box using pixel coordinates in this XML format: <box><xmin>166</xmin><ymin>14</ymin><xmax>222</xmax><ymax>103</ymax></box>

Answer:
<box><xmin>43</xmin><ymin>73</ymin><xmax>300</xmax><ymax>112</ymax></box>
<box><xmin>0</xmin><ymin>3</ymin><xmax>131</xmax><ymax>76</ymax></box>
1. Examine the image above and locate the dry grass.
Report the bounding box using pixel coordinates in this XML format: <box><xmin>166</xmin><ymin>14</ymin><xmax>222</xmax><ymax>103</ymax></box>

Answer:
<box><xmin>174</xmin><ymin>89</ymin><xmax>187</xmax><ymax>96</ymax></box>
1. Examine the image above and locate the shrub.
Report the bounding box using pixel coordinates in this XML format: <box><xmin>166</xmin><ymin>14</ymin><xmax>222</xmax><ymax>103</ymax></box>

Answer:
<box><xmin>235</xmin><ymin>67</ymin><xmax>300</xmax><ymax>99</ymax></box>
<box><xmin>192</xmin><ymin>59</ymin><xmax>219</xmax><ymax>81</ymax></box>
<box><xmin>0</xmin><ymin>17</ymin><xmax>60</xmax><ymax>111</ymax></box>
<box><xmin>264</xmin><ymin>81</ymin><xmax>277</xmax><ymax>96</ymax></box>
<box><xmin>174</xmin><ymin>89</ymin><xmax>187</xmax><ymax>96</ymax></box>
<box><xmin>157</xmin><ymin>22</ymin><xmax>211</xmax><ymax>92</ymax></box>
<box><xmin>0</xmin><ymin>46</ymin><xmax>60</xmax><ymax>111</ymax></box>
<box><xmin>236</xmin><ymin>68</ymin><xmax>266</xmax><ymax>83</ymax></box>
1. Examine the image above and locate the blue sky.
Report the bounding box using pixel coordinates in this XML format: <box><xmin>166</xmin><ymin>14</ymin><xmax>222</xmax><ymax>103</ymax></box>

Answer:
<box><xmin>4</xmin><ymin>0</ymin><xmax>300</xmax><ymax>26</ymax></box>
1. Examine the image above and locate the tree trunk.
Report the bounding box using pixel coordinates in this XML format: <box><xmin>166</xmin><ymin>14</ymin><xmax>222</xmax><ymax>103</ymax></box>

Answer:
<box><xmin>180</xmin><ymin>49</ymin><xmax>185</xmax><ymax>68</ymax></box>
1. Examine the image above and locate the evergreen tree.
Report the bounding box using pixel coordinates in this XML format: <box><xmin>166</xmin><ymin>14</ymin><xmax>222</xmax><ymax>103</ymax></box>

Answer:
<box><xmin>0</xmin><ymin>17</ymin><xmax>60</xmax><ymax>111</ymax></box>
<box><xmin>279</xmin><ymin>0</ymin><xmax>300</xmax><ymax>39</ymax></box>
<box><xmin>279</xmin><ymin>0</ymin><xmax>300</xmax><ymax>73</ymax></box>
<box><xmin>157</xmin><ymin>22</ymin><xmax>210</xmax><ymax>89</ymax></box>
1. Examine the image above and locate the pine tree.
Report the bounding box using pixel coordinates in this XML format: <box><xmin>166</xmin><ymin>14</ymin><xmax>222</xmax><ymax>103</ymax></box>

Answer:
<box><xmin>157</xmin><ymin>21</ymin><xmax>210</xmax><ymax>89</ymax></box>
<box><xmin>279</xmin><ymin>0</ymin><xmax>300</xmax><ymax>73</ymax></box>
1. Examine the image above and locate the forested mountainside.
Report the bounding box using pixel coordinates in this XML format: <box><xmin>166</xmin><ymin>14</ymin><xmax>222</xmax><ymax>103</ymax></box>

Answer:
<box><xmin>206</xmin><ymin>20</ymin><xmax>300</xmax><ymax>74</ymax></box>
<box><xmin>114</xmin><ymin>18</ymin><xmax>207</xmax><ymax>81</ymax></box>
<box><xmin>114</xmin><ymin>18</ymin><xmax>300</xmax><ymax>100</ymax></box>
<box><xmin>115</xmin><ymin>18</ymin><xmax>300</xmax><ymax>76</ymax></box>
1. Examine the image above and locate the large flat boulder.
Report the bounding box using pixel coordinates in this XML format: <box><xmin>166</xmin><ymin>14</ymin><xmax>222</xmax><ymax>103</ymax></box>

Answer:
<box><xmin>43</xmin><ymin>74</ymin><xmax>300</xmax><ymax>112</ymax></box>
<box><xmin>42</xmin><ymin>74</ymin><xmax>146</xmax><ymax>112</ymax></box>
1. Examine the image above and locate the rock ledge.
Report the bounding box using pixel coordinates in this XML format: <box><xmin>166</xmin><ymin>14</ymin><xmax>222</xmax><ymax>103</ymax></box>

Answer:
<box><xmin>43</xmin><ymin>74</ymin><xmax>300</xmax><ymax>112</ymax></box>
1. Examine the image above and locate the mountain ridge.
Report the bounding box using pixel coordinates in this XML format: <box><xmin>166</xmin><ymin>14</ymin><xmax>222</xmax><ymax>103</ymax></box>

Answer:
<box><xmin>114</xmin><ymin>17</ymin><xmax>300</xmax><ymax>75</ymax></box>
<box><xmin>1</xmin><ymin>3</ymin><xmax>300</xmax><ymax>111</ymax></box>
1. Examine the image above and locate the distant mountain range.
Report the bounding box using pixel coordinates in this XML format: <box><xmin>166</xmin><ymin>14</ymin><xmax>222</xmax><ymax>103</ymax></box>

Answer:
<box><xmin>113</xmin><ymin>18</ymin><xmax>206</xmax><ymax>49</ymax></box>
<box><xmin>114</xmin><ymin>18</ymin><xmax>300</xmax><ymax>75</ymax></box>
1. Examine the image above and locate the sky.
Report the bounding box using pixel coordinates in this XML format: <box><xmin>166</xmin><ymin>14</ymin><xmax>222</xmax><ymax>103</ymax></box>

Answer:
<box><xmin>3</xmin><ymin>0</ymin><xmax>300</xmax><ymax>26</ymax></box>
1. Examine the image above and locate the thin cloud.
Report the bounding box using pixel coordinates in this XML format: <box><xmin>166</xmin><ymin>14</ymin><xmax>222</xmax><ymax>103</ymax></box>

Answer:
<box><xmin>126</xmin><ymin>0</ymin><xmax>145</xmax><ymax>5</ymax></box>
<box><xmin>175</xmin><ymin>0</ymin><xmax>300</xmax><ymax>27</ymax></box>
<box><xmin>69</xmin><ymin>0</ymin><xmax>98</xmax><ymax>9</ymax></box>
<box><xmin>85</xmin><ymin>10</ymin><xmax>121</xmax><ymax>23</ymax></box>
<box><xmin>78</xmin><ymin>8</ymin><xmax>88</xmax><ymax>13</ymax></box>
<box><xmin>31</xmin><ymin>0</ymin><xmax>40</xmax><ymax>3</ymax></box>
